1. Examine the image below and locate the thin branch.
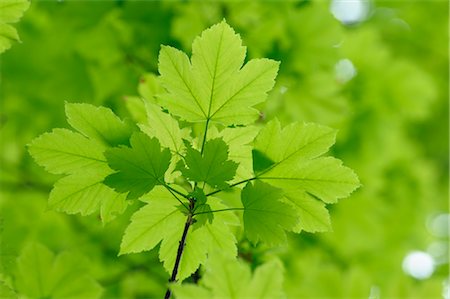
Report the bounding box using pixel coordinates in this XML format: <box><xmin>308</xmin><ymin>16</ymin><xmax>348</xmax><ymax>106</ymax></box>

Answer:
<box><xmin>193</xmin><ymin>207</ymin><xmax>244</xmax><ymax>216</ymax></box>
<box><xmin>205</xmin><ymin>177</ymin><xmax>256</xmax><ymax>197</ymax></box>
<box><xmin>164</xmin><ymin>201</ymin><xmax>195</xmax><ymax>299</ymax></box>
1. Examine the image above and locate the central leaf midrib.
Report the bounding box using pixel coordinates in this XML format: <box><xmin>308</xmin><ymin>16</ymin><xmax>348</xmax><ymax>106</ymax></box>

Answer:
<box><xmin>206</xmin><ymin>25</ymin><xmax>225</xmax><ymax>120</ymax></box>
<box><xmin>33</xmin><ymin>145</ymin><xmax>106</xmax><ymax>164</ymax></box>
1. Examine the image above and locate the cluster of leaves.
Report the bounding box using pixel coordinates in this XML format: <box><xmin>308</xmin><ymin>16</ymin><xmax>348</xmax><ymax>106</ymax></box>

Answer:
<box><xmin>159</xmin><ymin>1</ymin><xmax>448</xmax><ymax>296</ymax></box>
<box><xmin>27</xmin><ymin>21</ymin><xmax>359</xmax><ymax>293</ymax></box>
<box><xmin>1</xmin><ymin>1</ymin><xmax>447</xmax><ymax>298</ymax></box>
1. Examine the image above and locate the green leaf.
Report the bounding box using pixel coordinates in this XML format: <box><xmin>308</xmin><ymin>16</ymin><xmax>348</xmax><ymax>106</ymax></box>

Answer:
<box><xmin>104</xmin><ymin>132</ymin><xmax>171</xmax><ymax>199</ymax></box>
<box><xmin>254</xmin><ymin>119</ymin><xmax>360</xmax><ymax>203</ymax></box>
<box><xmin>192</xmin><ymin>199</ymin><xmax>238</xmax><ymax>258</ymax></box>
<box><xmin>120</xmin><ymin>186</ymin><xmax>203</xmax><ymax>281</ymax></box>
<box><xmin>0</xmin><ymin>23</ymin><xmax>19</xmax><ymax>52</ymax></box>
<box><xmin>158</xmin><ymin>21</ymin><xmax>279</xmax><ymax>125</ymax></box>
<box><xmin>241</xmin><ymin>181</ymin><xmax>298</xmax><ymax>245</ymax></box>
<box><xmin>159</xmin><ymin>196</ymin><xmax>238</xmax><ymax>281</ymax></box>
<box><xmin>252</xmin><ymin>149</ymin><xmax>275</xmax><ymax>174</ymax></box>
<box><xmin>179</xmin><ymin>138</ymin><xmax>237</xmax><ymax>188</ymax></box>
<box><xmin>28</xmin><ymin>128</ymin><xmax>106</xmax><ymax>175</ymax></box>
<box><xmin>172</xmin><ymin>252</ymin><xmax>285</xmax><ymax>299</ymax></box>
<box><xmin>202</xmin><ymin>252</ymin><xmax>251</xmax><ymax>298</ymax></box>
<box><xmin>139</xmin><ymin>102</ymin><xmax>191</xmax><ymax>154</ymax></box>
<box><xmin>171</xmin><ymin>284</ymin><xmax>212</xmax><ymax>299</ymax></box>
<box><xmin>214</xmin><ymin>126</ymin><xmax>260</xmax><ymax>183</ymax></box>
<box><xmin>0</xmin><ymin>0</ymin><xmax>30</xmax><ymax>23</ymax></box>
<box><xmin>49</xmin><ymin>166</ymin><xmax>127</xmax><ymax>221</ymax></box>
<box><xmin>15</xmin><ymin>243</ymin><xmax>102</xmax><ymax>299</ymax></box>
<box><xmin>0</xmin><ymin>0</ymin><xmax>30</xmax><ymax>54</ymax></box>
<box><xmin>138</xmin><ymin>73</ymin><xmax>165</xmax><ymax>103</ymax></box>
<box><xmin>284</xmin><ymin>191</ymin><xmax>332</xmax><ymax>233</ymax></box>
<box><xmin>121</xmin><ymin>187</ymin><xmax>237</xmax><ymax>281</ymax></box>
<box><xmin>65</xmin><ymin>103</ymin><xmax>132</xmax><ymax>147</ymax></box>
<box><xmin>119</xmin><ymin>187</ymin><xmax>186</xmax><ymax>255</ymax></box>
<box><xmin>243</xmin><ymin>259</ymin><xmax>285</xmax><ymax>299</ymax></box>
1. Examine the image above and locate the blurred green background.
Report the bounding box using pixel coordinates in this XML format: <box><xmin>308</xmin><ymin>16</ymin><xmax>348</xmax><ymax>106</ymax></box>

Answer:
<box><xmin>0</xmin><ymin>0</ymin><xmax>448</xmax><ymax>298</ymax></box>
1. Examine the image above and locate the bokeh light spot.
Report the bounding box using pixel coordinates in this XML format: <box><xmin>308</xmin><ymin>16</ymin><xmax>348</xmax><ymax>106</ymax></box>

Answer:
<box><xmin>402</xmin><ymin>251</ymin><xmax>435</xmax><ymax>280</ymax></box>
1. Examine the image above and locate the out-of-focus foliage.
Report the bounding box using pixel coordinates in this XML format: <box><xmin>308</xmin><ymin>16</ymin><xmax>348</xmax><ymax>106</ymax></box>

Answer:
<box><xmin>1</xmin><ymin>0</ymin><xmax>448</xmax><ymax>298</ymax></box>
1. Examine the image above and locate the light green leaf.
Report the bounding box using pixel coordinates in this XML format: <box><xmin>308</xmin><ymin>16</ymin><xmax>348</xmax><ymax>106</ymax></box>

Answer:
<box><xmin>171</xmin><ymin>284</ymin><xmax>212</xmax><ymax>299</ymax></box>
<box><xmin>179</xmin><ymin>138</ymin><xmax>237</xmax><ymax>188</ymax></box>
<box><xmin>120</xmin><ymin>186</ymin><xmax>203</xmax><ymax>281</ymax></box>
<box><xmin>15</xmin><ymin>243</ymin><xmax>54</xmax><ymax>298</ymax></box>
<box><xmin>104</xmin><ymin>132</ymin><xmax>171</xmax><ymax>199</ymax></box>
<box><xmin>158</xmin><ymin>21</ymin><xmax>279</xmax><ymax>125</ymax></box>
<box><xmin>0</xmin><ymin>0</ymin><xmax>30</xmax><ymax>23</ymax></box>
<box><xmin>159</xmin><ymin>195</ymin><xmax>238</xmax><ymax>281</ymax></box>
<box><xmin>100</xmin><ymin>190</ymin><xmax>129</xmax><ymax>224</ymax></box>
<box><xmin>139</xmin><ymin>102</ymin><xmax>191</xmax><ymax>154</ymax></box>
<box><xmin>254</xmin><ymin>119</ymin><xmax>337</xmax><ymax>169</ymax></box>
<box><xmin>0</xmin><ymin>23</ymin><xmax>19</xmax><ymax>52</ymax></box>
<box><xmin>15</xmin><ymin>243</ymin><xmax>102</xmax><ymax>299</ymax></box>
<box><xmin>119</xmin><ymin>189</ymin><xmax>186</xmax><ymax>255</ymax></box>
<box><xmin>28</xmin><ymin>128</ymin><xmax>106</xmax><ymax>175</ymax></box>
<box><xmin>0</xmin><ymin>0</ymin><xmax>30</xmax><ymax>54</ymax></box>
<box><xmin>241</xmin><ymin>181</ymin><xmax>298</xmax><ymax>245</ymax></box>
<box><xmin>243</xmin><ymin>259</ymin><xmax>285</xmax><ymax>299</ymax></box>
<box><xmin>124</xmin><ymin>96</ymin><xmax>148</xmax><ymax>123</ymax></box>
<box><xmin>254</xmin><ymin>119</ymin><xmax>360</xmax><ymax>203</ymax></box>
<box><xmin>138</xmin><ymin>73</ymin><xmax>164</xmax><ymax>103</ymax></box>
<box><xmin>65</xmin><ymin>103</ymin><xmax>132</xmax><ymax>147</ymax></box>
<box><xmin>174</xmin><ymin>252</ymin><xmax>285</xmax><ymax>299</ymax></box>
<box><xmin>49</xmin><ymin>165</ymin><xmax>127</xmax><ymax>221</ymax></box>
<box><xmin>193</xmin><ymin>199</ymin><xmax>238</xmax><ymax>258</ymax></box>
<box><xmin>284</xmin><ymin>191</ymin><xmax>332</xmax><ymax>233</ymax></box>
<box><xmin>216</xmin><ymin>126</ymin><xmax>260</xmax><ymax>183</ymax></box>
<box><xmin>202</xmin><ymin>252</ymin><xmax>251</xmax><ymax>299</ymax></box>
<box><xmin>122</xmin><ymin>187</ymin><xmax>237</xmax><ymax>281</ymax></box>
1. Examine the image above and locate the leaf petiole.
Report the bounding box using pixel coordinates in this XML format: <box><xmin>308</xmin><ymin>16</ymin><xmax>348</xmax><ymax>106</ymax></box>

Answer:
<box><xmin>205</xmin><ymin>177</ymin><xmax>257</xmax><ymax>197</ymax></box>
<box><xmin>162</xmin><ymin>184</ymin><xmax>190</xmax><ymax>211</ymax></box>
<box><xmin>193</xmin><ymin>207</ymin><xmax>245</xmax><ymax>216</ymax></box>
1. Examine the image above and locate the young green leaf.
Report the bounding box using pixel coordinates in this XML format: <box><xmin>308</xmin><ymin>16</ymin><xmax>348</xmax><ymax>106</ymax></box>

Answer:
<box><xmin>254</xmin><ymin>119</ymin><xmax>360</xmax><ymax>203</ymax></box>
<box><xmin>178</xmin><ymin>138</ymin><xmax>237</xmax><ymax>188</ymax></box>
<box><xmin>28</xmin><ymin>103</ymin><xmax>133</xmax><ymax>223</ymax></box>
<box><xmin>172</xmin><ymin>252</ymin><xmax>285</xmax><ymax>299</ymax></box>
<box><xmin>210</xmin><ymin>126</ymin><xmax>260</xmax><ymax>183</ymax></box>
<box><xmin>241</xmin><ymin>181</ymin><xmax>298</xmax><ymax>245</ymax></box>
<box><xmin>119</xmin><ymin>189</ymin><xmax>186</xmax><ymax>256</ymax></box>
<box><xmin>121</xmin><ymin>187</ymin><xmax>238</xmax><ymax>281</ymax></box>
<box><xmin>158</xmin><ymin>21</ymin><xmax>279</xmax><ymax>125</ymax></box>
<box><xmin>139</xmin><ymin>102</ymin><xmax>191</xmax><ymax>155</ymax></box>
<box><xmin>65</xmin><ymin>103</ymin><xmax>132</xmax><ymax>147</ymax></box>
<box><xmin>49</xmin><ymin>166</ymin><xmax>127</xmax><ymax>219</ymax></box>
<box><xmin>0</xmin><ymin>0</ymin><xmax>30</xmax><ymax>53</ymax></box>
<box><xmin>104</xmin><ymin>132</ymin><xmax>171</xmax><ymax>199</ymax></box>
<box><xmin>283</xmin><ymin>191</ymin><xmax>332</xmax><ymax>233</ymax></box>
<box><xmin>15</xmin><ymin>243</ymin><xmax>102</xmax><ymax>299</ymax></box>
<box><xmin>28</xmin><ymin>128</ymin><xmax>106</xmax><ymax>175</ymax></box>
